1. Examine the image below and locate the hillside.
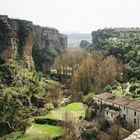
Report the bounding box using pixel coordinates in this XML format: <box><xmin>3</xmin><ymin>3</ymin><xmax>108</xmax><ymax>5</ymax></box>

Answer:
<box><xmin>89</xmin><ymin>28</ymin><xmax>140</xmax><ymax>81</ymax></box>
<box><xmin>0</xmin><ymin>15</ymin><xmax>68</xmax><ymax>138</ymax></box>
<box><xmin>0</xmin><ymin>61</ymin><xmax>64</xmax><ymax>136</ymax></box>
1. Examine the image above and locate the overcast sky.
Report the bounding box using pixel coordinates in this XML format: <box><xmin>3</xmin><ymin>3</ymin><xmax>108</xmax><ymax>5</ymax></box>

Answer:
<box><xmin>0</xmin><ymin>0</ymin><xmax>140</xmax><ymax>33</ymax></box>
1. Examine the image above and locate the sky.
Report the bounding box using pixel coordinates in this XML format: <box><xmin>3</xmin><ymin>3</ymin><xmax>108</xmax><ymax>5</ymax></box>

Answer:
<box><xmin>0</xmin><ymin>0</ymin><xmax>140</xmax><ymax>33</ymax></box>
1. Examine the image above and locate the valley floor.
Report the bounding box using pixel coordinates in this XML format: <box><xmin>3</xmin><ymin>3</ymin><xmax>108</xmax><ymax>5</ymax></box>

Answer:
<box><xmin>1</xmin><ymin>102</ymin><xmax>86</xmax><ymax>140</ymax></box>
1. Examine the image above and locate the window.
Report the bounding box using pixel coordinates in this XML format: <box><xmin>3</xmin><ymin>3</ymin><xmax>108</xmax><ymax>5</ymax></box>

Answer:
<box><xmin>106</xmin><ymin>111</ymin><xmax>108</xmax><ymax>115</ymax></box>
<box><xmin>123</xmin><ymin>114</ymin><xmax>126</xmax><ymax>119</ymax></box>
<box><xmin>134</xmin><ymin>112</ymin><xmax>136</xmax><ymax>116</ymax></box>
<box><xmin>124</xmin><ymin>107</ymin><xmax>125</xmax><ymax>110</ymax></box>
<box><xmin>134</xmin><ymin>119</ymin><xmax>136</xmax><ymax>124</ymax></box>
<box><xmin>111</xmin><ymin>113</ymin><xmax>113</xmax><ymax>117</ymax></box>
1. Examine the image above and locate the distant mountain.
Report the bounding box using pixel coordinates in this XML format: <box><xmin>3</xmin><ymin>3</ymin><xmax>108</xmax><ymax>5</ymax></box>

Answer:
<box><xmin>65</xmin><ymin>33</ymin><xmax>92</xmax><ymax>47</ymax></box>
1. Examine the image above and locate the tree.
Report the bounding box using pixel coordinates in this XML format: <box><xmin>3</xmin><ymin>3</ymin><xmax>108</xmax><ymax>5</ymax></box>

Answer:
<box><xmin>46</xmin><ymin>83</ymin><xmax>62</xmax><ymax>108</ymax></box>
<box><xmin>53</xmin><ymin>48</ymin><xmax>88</xmax><ymax>83</ymax></box>
<box><xmin>70</xmin><ymin>51</ymin><xmax>122</xmax><ymax>96</ymax></box>
<box><xmin>89</xmin><ymin>28</ymin><xmax>140</xmax><ymax>81</ymax></box>
<box><xmin>80</xmin><ymin>40</ymin><xmax>91</xmax><ymax>48</ymax></box>
<box><xmin>95</xmin><ymin>56</ymin><xmax>122</xmax><ymax>93</ymax></box>
<box><xmin>61</xmin><ymin>111</ymin><xmax>77</xmax><ymax>140</ymax></box>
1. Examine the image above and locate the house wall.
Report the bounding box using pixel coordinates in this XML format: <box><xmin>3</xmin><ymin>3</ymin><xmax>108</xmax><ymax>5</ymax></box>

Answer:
<box><xmin>113</xmin><ymin>103</ymin><xmax>126</xmax><ymax>119</ymax></box>
<box><xmin>93</xmin><ymin>97</ymin><xmax>140</xmax><ymax>127</ymax></box>
<box><xmin>115</xmin><ymin>105</ymin><xmax>140</xmax><ymax>127</ymax></box>
<box><xmin>105</xmin><ymin>111</ymin><xmax>117</xmax><ymax>122</ymax></box>
<box><xmin>126</xmin><ymin>109</ymin><xmax>140</xmax><ymax>127</ymax></box>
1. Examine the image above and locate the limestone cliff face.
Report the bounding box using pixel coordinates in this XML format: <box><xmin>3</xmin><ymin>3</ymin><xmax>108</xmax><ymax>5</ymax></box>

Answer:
<box><xmin>0</xmin><ymin>15</ymin><xmax>34</xmax><ymax>68</ymax></box>
<box><xmin>0</xmin><ymin>16</ymin><xmax>17</xmax><ymax>63</ymax></box>
<box><xmin>32</xmin><ymin>26</ymin><xmax>67</xmax><ymax>72</ymax></box>
<box><xmin>0</xmin><ymin>15</ymin><xmax>67</xmax><ymax>71</ymax></box>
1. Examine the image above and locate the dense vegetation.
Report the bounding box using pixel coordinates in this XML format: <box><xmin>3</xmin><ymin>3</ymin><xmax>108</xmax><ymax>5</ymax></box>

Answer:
<box><xmin>53</xmin><ymin>48</ymin><xmax>122</xmax><ymax>96</ymax></box>
<box><xmin>88</xmin><ymin>28</ymin><xmax>140</xmax><ymax>97</ymax></box>
<box><xmin>0</xmin><ymin>61</ymin><xmax>64</xmax><ymax>138</ymax></box>
<box><xmin>53</xmin><ymin>28</ymin><xmax>140</xmax><ymax>102</ymax></box>
<box><xmin>89</xmin><ymin>28</ymin><xmax>140</xmax><ymax>81</ymax></box>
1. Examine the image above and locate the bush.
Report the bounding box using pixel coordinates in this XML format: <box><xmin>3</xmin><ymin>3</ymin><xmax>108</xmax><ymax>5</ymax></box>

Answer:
<box><xmin>81</xmin><ymin>130</ymin><xmax>97</xmax><ymax>139</ymax></box>
<box><xmin>103</xmin><ymin>85</ymin><xmax>112</xmax><ymax>92</ymax></box>
<box><xmin>83</xmin><ymin>93</ymin><xmax>94</xmax><ymax>103</ymax></box>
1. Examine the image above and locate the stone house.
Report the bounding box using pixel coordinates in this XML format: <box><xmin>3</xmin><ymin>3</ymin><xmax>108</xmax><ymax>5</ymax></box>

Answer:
<box><xmin>93</xmin><ymin>92</ymin><xmax>140</xmax><ymax>128</ymax></box>
<box><xmin>104</xmin><ymin>108</ymin><xmax>119</xmax><ymax>122</ymax></box>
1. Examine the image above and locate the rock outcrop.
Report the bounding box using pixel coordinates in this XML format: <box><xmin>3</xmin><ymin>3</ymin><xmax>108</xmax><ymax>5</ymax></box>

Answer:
<box><xmin>0</xmin><ymin>15</ymin><xmax>67</xmax><ymax>71</ymax></box>
<box><xmin>0</xmin><ymin>15</ymin><xmax>34</xmax><ymax>68</ymax></box>
<box><xmin>80</xmin><ymin>40</ymin><xmax>91</xmax><ymax>48</ymax></box>
<box><xmin>33</xmin><ymin>26</ymin><xmax>67</xmax><ymax>72</ymax></box>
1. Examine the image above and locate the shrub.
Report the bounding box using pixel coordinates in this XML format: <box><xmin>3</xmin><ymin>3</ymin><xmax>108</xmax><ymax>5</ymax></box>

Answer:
<box><xmin>81</xmin><ymin>130</ymin><xmax>97</xmax><ymax>139</ymax></box>
<box><xmin>83</xmin><ymin>92</ymin><xmax>94</xmax><ymax>103</ymax></box>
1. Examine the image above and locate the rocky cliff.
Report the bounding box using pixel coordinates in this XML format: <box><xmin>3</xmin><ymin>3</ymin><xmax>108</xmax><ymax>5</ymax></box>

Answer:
<box><xmin>80</xmin><ymin>40</ymin><xmax>91</xmax><ymax>48</ymax></box>
<box><xmin>0</xmin><ymin>15</ymin><xmax>67</xmax><ymax>71</ymax></box>
<box><xmin>33</xmin><ymin>25</ymin><xmax>67</xmax><ymax>72</ymax></box>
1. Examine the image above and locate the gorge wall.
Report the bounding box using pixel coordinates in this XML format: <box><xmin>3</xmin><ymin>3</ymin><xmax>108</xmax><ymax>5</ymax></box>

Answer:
<box><xmin>0</xmin><ymin>15</ymin><xmax>67</xmax><ymax>71</ymax></box>
<box><xmin>91</xmin><ymin>28</ymin><xmax>140</xmax><ymax>43</ymax></box>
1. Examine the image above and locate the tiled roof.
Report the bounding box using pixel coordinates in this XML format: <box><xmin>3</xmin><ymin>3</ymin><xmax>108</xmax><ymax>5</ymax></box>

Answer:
<box><xmin>94</xmin><ymin>92</ymin><xmax>140</xmax><ymax>112</ymax></box>
<box><xmin>127</xmin><ymin>101</ymin><xmax>140</xmax><ymax>112</ymax></box>
<box><xmin>94</xmin><ymin>92</ymin><xmax>115</xmax><ymax>100</ymax></box>
<box><xmin>113</xmin><ymin>98</ymin><xmax>133</xmax><ymax>106</ymax></box>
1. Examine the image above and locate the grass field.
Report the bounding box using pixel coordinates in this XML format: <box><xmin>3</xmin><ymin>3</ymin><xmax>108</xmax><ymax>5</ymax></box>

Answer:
<box><xmin>17</xmin><ymin>102</ymin><xmax>85</xmax><ymax>139</ymax></box>
<box><xmin>36</xmin><ymin>102</ymin><xmax>85</xmax><ymax>121</ymax></box>
<box><xmin>18</xmin><ymin>124</ymin><xmax>63</xmax><ymax>140</ymax></box>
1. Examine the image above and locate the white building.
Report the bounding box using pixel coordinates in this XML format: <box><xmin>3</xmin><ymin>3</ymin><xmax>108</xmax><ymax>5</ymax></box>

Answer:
<box><xmin>104</xmin><ymin>108</ymin><xmax>119</xmax><ymax>122</ymax></box>
<box><xmin>93</xmin><ymin>92</ymin><xmax>140</xmax><ymax>127</ymax></box>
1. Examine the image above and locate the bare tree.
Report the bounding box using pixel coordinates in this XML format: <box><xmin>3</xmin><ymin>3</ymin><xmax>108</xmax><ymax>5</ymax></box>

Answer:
<box><xmin>70</xmin><ymin>52</ymin><xmax>122</xmax><ymax>98</ymax></box>
<box><xmin>95</xmin><ymin>55</ymin><xmax>122</xmax><ymax>93</ymax></box>
<box><xmin>45</xmin><ymin>83</ymin><xmax>62</xmax><ymax>108</ymax></box>
<box><xmin>54</xmin><ymin>48</ymin><xmax>88</xmax><ymax>82</ymax></box>
<box><xmin>60</xmin><ymin>111</ymin><xmax>77</xmax><ymax>140</ymax></box>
